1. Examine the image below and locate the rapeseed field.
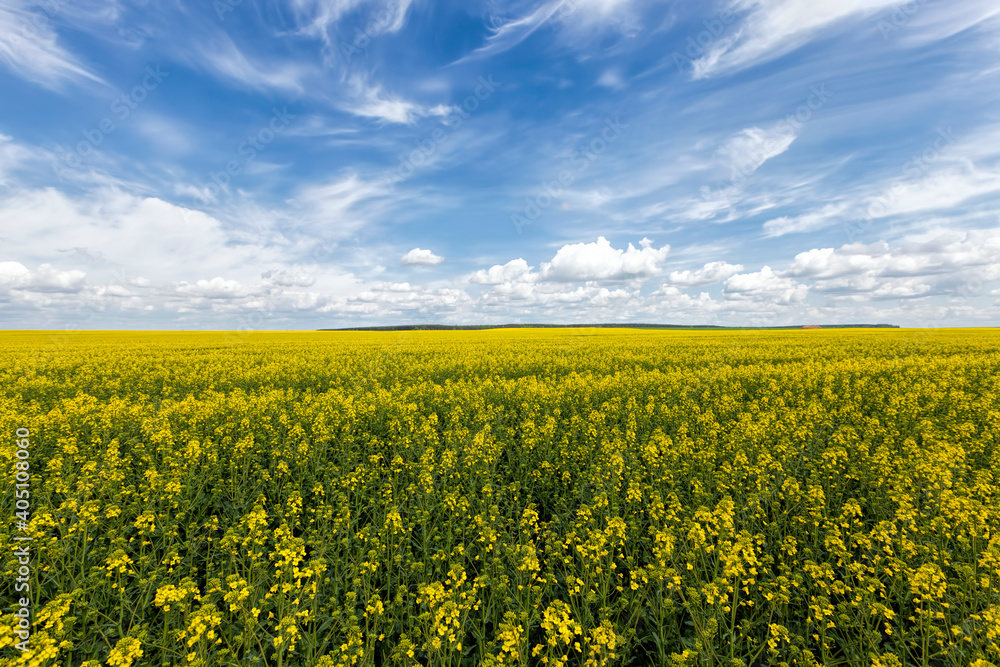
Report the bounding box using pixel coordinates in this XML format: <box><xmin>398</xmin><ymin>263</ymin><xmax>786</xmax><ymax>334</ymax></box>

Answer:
<box><xmin>1</xmin><ymin>328</ymin><xmax>998</xmax><ymax>666</ymax></box>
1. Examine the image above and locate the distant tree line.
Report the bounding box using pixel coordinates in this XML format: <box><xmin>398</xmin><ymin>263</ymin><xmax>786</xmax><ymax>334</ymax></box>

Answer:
<box><xmin>319</xmin><ymin>323</ymin><xmax>900</xmax><ymax>332</ymax></box>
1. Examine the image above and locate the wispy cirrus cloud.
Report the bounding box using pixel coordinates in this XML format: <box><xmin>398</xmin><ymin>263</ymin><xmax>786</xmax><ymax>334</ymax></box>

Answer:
<box><xmin>289</xmin><ymin>0</ymin><xmax>416</xmax><ymax>45</ymax></box>
<box><xmin>763</xmin><ymin>203</ymin><xmax>848</xmax><ymax>237</ymax></box>
<box><xmin>458</xmin><ymin>1</ymin><xmax>570</xmax><ymax>62</ymax></box>
<box><xmin>194</xmin><ymin>36</ymin><xmax>315</xmax><ymax>94</ymax></box>
<box><xmin>340</xmin><ymin>75</ymin><xmax>454</xmax><ymax>125</ymax></box>
<box><xmin>0</xmin><ymin>0</ymin><xmax>105</xmax><ymax>89</ymax></box>
<box><xmin>457</xmin><ymin>0</ymin><xmax>642</xmax><ymax>63</ymax></box>
<box><xmin>692</xmin><ymin>0</ymin><xmax>902</xmax><ymax>79</ymax></box>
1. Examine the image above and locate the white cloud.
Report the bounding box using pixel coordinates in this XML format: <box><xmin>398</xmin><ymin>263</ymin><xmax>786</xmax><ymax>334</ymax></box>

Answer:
<box><xmin>385</xmin><ymin>0</ymin><xmax>415</xmax><ymax>32</ymax></box>
<box><xmin>540</xmin><ymin>237</ymin><xmax>670</xmax><ymax>281</ymax></box>
<box><xmin>30</xmin><ymin>264</ymin><xmax>87</xmax><ymax>292</ymax></box>
<box><xmin>191</xmin><ymin>10</ymin><xmax>434</xmax><ymax>123</ymax></box>
<box><xmin>0</xmin><ymin>133</ymin><xmax>37</xmax><ymax>186</ymax></box>
<box><xmin>197</xmin><ymin>37</ymin><xmax>313</xmax><ymax>94</ymax></box>
<box><xmin>174</xmin><ymin>277</ymin><xmax>256</xmax><ymax>299</ymax></box>
<box><xmin>763</xmin><ymin>203</ymin><xmax>848</xmax><ymax>237</ymax></box>
<box><xmin>669</xmin><ymin>188</ymin><xmax>743</xmax><ymax>222</ymax></box>
<box><xmin>469</xmin><ymin>258</ymin><xmax>535</xmax><ymax>285</ymax></box>
<box><xmin>288</xmin><ymin>0</ymin><xmax>366</xmax><ymax>40</ymax></box>
<box><xmin>342</xmin><ymin>76</ymin><xmax>455</xmax><ymax>125</ymax></box>
<box><xmin>667</xmin><ymin>261</ymin><xmax>744</xmax><ymax>286</ymax></box>
<box><xmin>0</xmin><ymin>186</ymin><xmax>293</xmax><ymax>286</ymax></box>
<box><xmin>0</xmin><ymin>172</ymin><xmax>412</xmax><ymax>323</ymax></box>
<box><xmin>477</xmin><ymin>280</ymin><xmax>636</xmax><ymax>309</ymax></box>
<box><xmin>572</xmin><ymin>0</ymin><xmax>635</xmax><ymax>15</ymax></box>
<box><xmin>784</xmin><ymin>229</ymin><xmax>1000</xmax><ymax>299</ymax></box>
<box><xmin>291</xmin><ymin>172</ymin><xmax>392</xmax><ymax>234</ymax></box>
<box><xmin>718</xmin><ymin>125</ymin><xmax>797</xmax><ymax>182</ymax></box>
<box><xmin>0</xmin><ymin>1</ymin><xmax>104</xmax><ymax>89</ymax></box>
<box><xmin>814</xmin><ymin>274</ymin><xmax>933</xmax><ymax>300</ymax></box>
<box><xmin>262</xmin><ymin>269</ymin><xmax>317</xmax><ymax>287</ymax></box>
<box><xmin>0</xmin><ymin>261</ymin><xmax>86</xmax><ymax>294</ymax></box>
<box><xmin>290</xmin><ymin>0</ymin><xmax>415</xmax><ymax>46</ymax></box>
<box><xmin>692</xmin><ymin>0</ymin><xmax>901</xmax><ymax>79</ymax></box>
<box><xmin>596</xmin><ymin>68</ymin><xmax>625</xmax><ymax>89</ymax></box>
<box><xmin>786</xmin><ymin>242</ymin><xmax>892</xmax><ymax>279</ymax></box>
<box><xmin>647</xmin><ymin>284</ymin><xmax>718</xmax><ymax>312</ymax></box>
<box><xmin>319</xmin><ymin>281</ymin><xmax>471</xmax><ymax>316</ymax></box>
<box><xmin>283</xmin><ymin>116</ymin><xmax>360</xmax><ymax>138</ymax></box>
<box><xmin>788</xmin><ymin>230</ymin><xmax>1000</xmax><ymax>280</ymax></box>
<box><xmin>0</xmin><ymin>261</ymin><xmax>31</xmax><ymax>290</ymax></box>
<box><xmin>883</xmin><ymin>1</ymin><xmax>1000</xmax><ymax>47</ymax></box>
<box><xmin>400</xmin><ymin>248</ymin><xmax>445</xmax><ymax>266</ymax></box>
<box><xmin>459</xmin><ymin>1</ymin><xmax>570</xmax><ymax>62</ymax></box>
<box><xmin>458</xmin><ymin>0</ymin><xmax>639</xmax><ymax>63</ymax></box>
<box><xmin>864</xmin><ymin>166</ymin><xmax>1000</xmax><ymax>219</ymax></box>
<box><xmin>723</xmin><ymin>266</ymin><xmax>808</xmax><ymax>304</ymax></box>
<box><xmin>132</xmin><ymin>114</ymin><xmax>196</xmax><ymax>157</ymax></box>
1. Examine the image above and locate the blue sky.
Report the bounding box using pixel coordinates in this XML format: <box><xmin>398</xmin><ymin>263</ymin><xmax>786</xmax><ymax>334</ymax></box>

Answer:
<box><xmin>1</xmin><ymin>0</ymin><xmax>999</xmax><ymax>329</ymax></box>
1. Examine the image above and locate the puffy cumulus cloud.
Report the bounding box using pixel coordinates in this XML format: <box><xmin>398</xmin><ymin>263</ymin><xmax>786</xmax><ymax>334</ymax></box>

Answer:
<box><xmin>667</xmin><ymin>261</ymin><xmax>744</xmax><ymax>287</ymax></box>
<box><xmin>540</xmin><ymin>237</ymin><xmax>670</xmax><ymax>282</ymax></box>
<box><xmin>0</xmin><ymin>261</ymin><xmax>31</xmax><ymax>290</ymax></box>
<box><xmin>28</xmin><ymin>264</ymin><xmax>87</xmax><ymax>292</ymax></box>
<box><xmin>0</xmin><ymin>261</ymin><xmax>159</xmax><ymax>317</ymax></box>
<box><xmin>469</xmin><ymin>258</ymin><xmax>537</xmax><ymax>285</ymax></box>
<box><xmin>784</xmin><ymin>229</ymin><xmax>1000</xmax><ymax>299</ymax></box>
<box><xmin>786</xmin><ymin>242</ymin><xmax>894</xmax><ymax>280</ymax></box>
<box><xmin>645</xmin><ymin>284</ymin><xmax>719</xmax><ymax>313</ymax></box>
<box><xmin>723</xmin><ymin>266</ymin><xmax>808</xmax><ymax>304</ymax></box>
<box><xmin>0</xmin><ymin>261</ymin><xmax>86</xmax><ymax>294</ymax></box>
<box><xmin>400</xmin><ymin>248</ymin><xmax>445</xmax><ymax>266</ymax></box>
<box><xmin>789</xmin><ymin>230</ymin><xmax>1000</xmax><ymax>279</ymax></box>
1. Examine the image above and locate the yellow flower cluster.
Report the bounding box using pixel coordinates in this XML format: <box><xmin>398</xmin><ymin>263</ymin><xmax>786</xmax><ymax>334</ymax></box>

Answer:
<box><xmin>105</xmin><ymin>636</ymin><xmax>143</xmax><ymax>667</ymax></box>
<box><xmin>1</xmin><ymin>327</ymin><xmax>999</xmax><ymax>665</ymax></box>
<box><xmin>154</xmin><ymin>578</ymin><xmax>201</xmax><ymax>612</ymax></box>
